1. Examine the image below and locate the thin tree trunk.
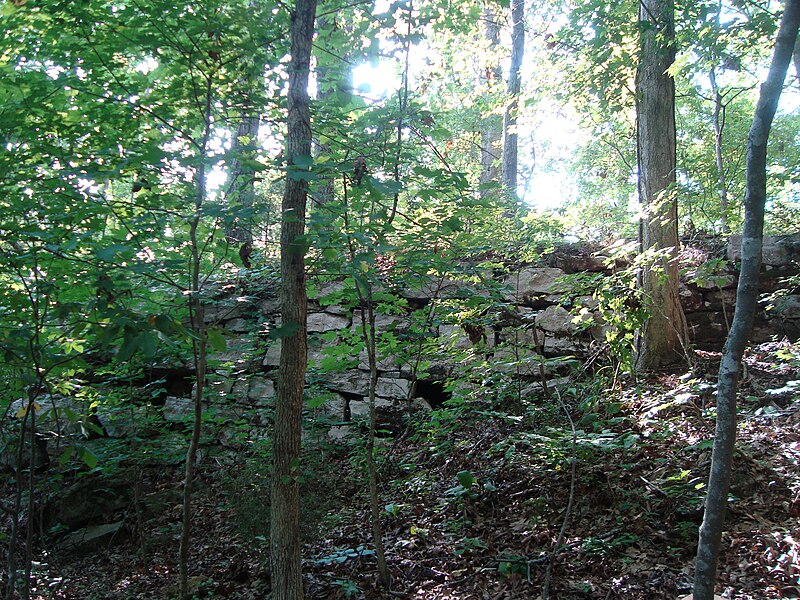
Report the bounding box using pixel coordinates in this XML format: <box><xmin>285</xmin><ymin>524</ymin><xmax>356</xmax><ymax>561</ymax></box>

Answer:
<box><xmin>709</xmin><ymin>67</ymin><xmax>729</xmax><ymax>234</ymax></box>
<box><xmin>634</xmin><ymin>0</ymin><xmax>689</xmax><ymax>371</ymax></box>
<box><xmin>179</xmin><ymin>74</ymin><xmax>213</xmax><ymax>600</ymax></box>
<box><xmin>480</xmin><ymin>8</ymin><xmax>502</xmax><ymax>193</ymax></box>
<box><xmin>359</xmin><ymin>294</ymin><xmax>391</xmax><ymax>588</ymax></box>
<box><xmin>270</xmin><ymin>0</ymin><xmax>315</xmax><ymax>597</ymax></box>
<box><xmin>501</xmin><ymin>0</ymin><xmax>524</xmax><ymax>197</ymax></box>
<box><xmin>693</xmin><ymin>3</ymin><xmax>800</xmax><ymax>598</ymax></box>
<box><xmin>225</xmin><ymin>111</ymin><xmax>260</xmax><ymax>245</ymax></box>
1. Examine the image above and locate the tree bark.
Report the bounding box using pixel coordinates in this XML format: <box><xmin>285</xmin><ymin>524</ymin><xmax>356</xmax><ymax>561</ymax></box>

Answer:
<box><xmin>634</xmin><ymin>0</ymin><xmax>689</xmax><ymax>371</ymax></box>
<box><xmin>225</xmin><ymin>110</ymin><xmax>260</xmax><ymax>246</ymax></box>
<box><xmin>693</xmin><ymin>2</ymin><xmax>800</xmax><ymax>598</ymax></box>
<box><xmin>501</xmin><ymin>0</ymin><xmax>524</xmax><ymax>196</ymax></box>
<box><xmin>709</xmin><ymin>67</ymin><xmax>729</xmax><ymax>235</ymax></box>
<box><xmin>270</xmin><ymin>0</ymin><xmax>316</xmax><ymax>597</ymax></box>
<box><xmin>480</xmin><ymin>8</ymin><xmax>502</xmax><ymax>194</ymax></box>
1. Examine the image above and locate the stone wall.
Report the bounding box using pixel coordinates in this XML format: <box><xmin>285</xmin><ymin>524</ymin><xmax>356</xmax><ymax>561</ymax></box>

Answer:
<box><xmin>187</xmin><ymin>233</ymin><xmax>800</xmax><ymax>439</ymax></box>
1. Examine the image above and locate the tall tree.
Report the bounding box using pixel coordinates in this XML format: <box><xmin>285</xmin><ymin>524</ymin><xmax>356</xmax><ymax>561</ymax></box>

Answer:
<box><xmin>270</xmin><ymin>0</ymin><xmax>316</xmax><ymax>597</ymax></box>
<box><xmin>693</xmin><ymin>2</ymin><xmax>800</xmax><ymax>598</ymax></box>
<box><xmin>635</xmin><ymin>0</ymin><xmax>689</xmax><ymax>370</ymax></box>
<box><xmin>502</xmin><ymin>0</ymin><xmax>525</xmax><ymax>196</ymax></box>
<box><xmin>480</xmin><ymin>6</ymin><xmax>503</xmax><ymax>192</ymax></box>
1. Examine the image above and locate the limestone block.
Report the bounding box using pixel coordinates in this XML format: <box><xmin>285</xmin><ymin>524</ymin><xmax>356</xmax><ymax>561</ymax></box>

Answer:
<box><xmin>702</xmin><ymin>287</ymin><xmax>737</xmax><ymax>312</ymax></box>
<box><xmin>401</xmin><ymin>277</ymin><xmax>484</xmax><ymax>301</ymax></box>
<box><xmin>224</xmin><ymin>318</ymin><xmax>251</xmax><ymax>333</ymax></box>
<box><xmin>263</xmin><ymin>338</ymin><xmax>326</xmax><ymax>368</ymax></box>
<box><xmin>728</xmin><ymin>233</ymin><xmax>800</xmax><ymax>266</ymax></box>
<box><xmin>307</xmin><ymin>312</ymin><xmax>350</xmax><ymax>333</ymax></box>
<box><xmin>163</xmin><ymin>396</ymin><xmax>193</xmax><ymax>422</ymax></box>
<box><xmin>324</xmin><ymin>371</ymin><xmax>372</xmax><ymax>396</ymax></box>
<box><xmin>247</xmin><ymin>376</ymin><xmax>275</xmax><ymax>405</ymax></box>
<box><xmin>204</xmin><ymin>297</ymin><xmax>254</xmax><ymax>323</ymax></box>
<box><xmin>439</xmin><ymin>324</ymin><xmax>492</xmax><ymax>350</ymax></box>
<box><xmin>679</xmin><ymin>284</ymin><xmax>704</xmax><ymax>312</ymax></box>
<box><xmin>535</xmin><ymin>305</ymin><xmax>573</xmax><ymax>335</ymax></box>
<box><xmin>357</xmin><ymin>349</ymin><xmax>402</xmax><ymax>371</ymax></box>
<box><xmin>504</xmin><ymin>267</ymin><xmax>568</xmax><ymax>303</ymax></box>
<box><xmin>542</xmin><ymin>335</ymin><xmax>584</xmax><ymax>356</ymax></box>
<box><xmin>375</xmin><ymin>376</ymin><xmax>411</xmax><ymax>399</ymax></box>
<box><xmin>553</xmin><ymin>253</ymin><xmax>609</xmax><ymax>273</ymax></box>
<box><xmin>351</xmin><ymin>310</ymin><xmax>408</xmax><ymax>334</ymax></box>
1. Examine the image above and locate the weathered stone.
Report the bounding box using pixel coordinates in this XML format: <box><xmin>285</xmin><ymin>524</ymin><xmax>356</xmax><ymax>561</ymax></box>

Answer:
<box><xmin>357</xmin><ymin>348</ymin><xmax>402</xmax><ymax>371</ymax></box>
<box><xmin>51</xmin><ymin>473</ymin><xmax>134</xmax><ymax>529</ymax></box>
<box><xmin>9</xmin><ymin>395</ymin><xmax>93</xmax><ymax>438</ymax></box>
<box><xmin>307</xmin><ymin>312</ymin><xmax>350</xmax><ymax>333</ymax></box>
<box><xmin>60</xmin><ymin>521</ymin><xmax>124</xmax><ymax>551</ymax></box>
<box><xmin>439</xmin><ymin>324</ymin><xmax>492</xmax><ymax>350</ymax></box>
<box><xmin>224</xmin><ymin>318</ymin><xmax>252</xmax><ymax>333</ymax></box>
<box><xmin>207</xmin><ymin>338</ymin><xmax>256</xmax><ymax>368</ymax></box>
<box><xmin>259</xmin><ymin>298</ymin><xmax>280</xmax><ymax>315</ymax></box>
<box><xmin>728</xmin><ymin>233</ymin><xmax>800</xmax><ymax>266</ymax></box>
<box><xmin>702</xmin><ymin>288</ymin><xmax>737</xmax><ymax>312</ymax></box>
<box><xmin>247</xmin><ymin>376</ymin><xmax>275</xmax><ymax>405</ymax></box>
<box><xmin>504</xmin><ymin>267</ymin><xmax>568</xmax><ymax>303</ymax></box>
<box><xmin>324</xmin><ymin>371</ymin><xmax>372</xmax><ymax>396</ymax></box>
<box><xmin>686</xmin><ymin>312</ymin><xmax>728</xmax><ymax>347</ymax></box>
<box><xmin>553</xmin><ymin>253</ymin><xmax>609</xmax><ymax>274</ymax></box>
<box><xmin>204</xmin><ymin>296</ymin><xmax>255</xmax><ymax>323</ymax></box>
<box><xmin>327</xmin><ymin>425</ymin><xmax>354</xmax><ymax>441</ymax></box>
<box><xmin>376</xmin><ymin>376</ymin><xmax>411</xmax><ymax>399</ymax></box>
<box><xmin>401</xmin><ymin>277</ymin><xmax>483</xmax><ymax>301</ymax></box>
<box><xmin>679</xmin><ymin>284</ymin><xmax>704</xmax><ymax>312</ymax></box>
<box><xmin>351</xmin><ymin>310</ymin><xmax>409</xmax><ymax>334</ymax></box>
<box><xmin>535</xmin><ymin>305</ymin><xmax>573</xmax><ymax>335</ymax></box>
<box><xmin>163</xmin><ymin>396</ymin><xmax>193</xmax><ymax>422</ymax></box>
<box><xmin>542</xmin><ymin>335</ymin><xmax>584</xmax><ymax>357</ymax></box>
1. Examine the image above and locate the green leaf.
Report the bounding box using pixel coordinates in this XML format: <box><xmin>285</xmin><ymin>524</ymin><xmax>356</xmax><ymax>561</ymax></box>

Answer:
<box><xmin>81</xmin><ymin>447</ymin><xmax>98</xmax><ymax>470</ymax></box>
<box><xmin>206</xmin><ymin>327</ymin><xmax>227</xmax><ymax>352</ymax></box>
<box><xmin>456</xmin><ymin>470</ymin><xmax>476</xmax><ymax>489</ymax></box>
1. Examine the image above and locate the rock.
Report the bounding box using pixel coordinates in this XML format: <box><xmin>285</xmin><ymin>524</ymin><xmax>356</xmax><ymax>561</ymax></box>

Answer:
<box><xmin>439</xmin><ymin>324</ymin><xmax>492</xmax><ymax>350</ymax></box>
<box><xmin>224</xmin><ymin>318</ymin><xmax>251</xmax><ymax>333</ymax></box>
<box><xmin>728</xmin><ymin>232</ymin><xmax>800</xmax><ymax>266</ymax></box>
<box><xmin>163</xmin><ymin>397</ymin><xmax>193</xmax><ymax>422</ymax></box>
<box><xmin>375</xmin><ymin>376</ymin><xmax>411</xmax><ymax>400</ymax></box>
<box><xmin>553</xmin><ymin>253</ymin><xmax>609</xmax><ymax>273</ymax></box>
<box><xmin>247</xmin><ymin>376</ymin><xmax>275</xmax><ymax>405</ymax></box>
<box><xmin>535</xmin><ymin>305</ymin><xmax>574</xmax><ymax>335</ymax></box>
<box><xmin>307</xmin><ymin>312</ymin><xmax>350</xmax><ymax>333</ymax></box>
<box><xmin>51</xmin><ymin>473</ymin><xmax>134</xmax><ymax>529</ymax></box>
<box><xmin>702</xmin><ymin>288</ymin><xmax>737</xmax><ymax>312</ymax></box>
<box><xmin>204</xmin><ymin>296</ymin><xmax>255</xmax><ymax>323</ymax></box>
<box><xmin>678</xmin><ymin>284</ymin><xmax>704</xmax><ymax>312</ymax></box>
<box><xmin>504</xmin><ymin>267</ymin><xmax>568</xmax><ymax>303</ymax></box>
<box><xmin>327</xmin><ymin>425</ymin><xmax>354</xmax><ymax>441</ymax></box>
<box><xmin>60</xmin><ymin>521</ymin><xmax>124</xmax><ymax>552</ymax></box>
<box><xmin>351</xmin><ymin>310</ymin><xmax>409</xmax><ymax>334</ymax></box>
<box><xmin>324</xmin><ymin>371</ymin><xmax>372</xmax><ymax>396</ymax></box>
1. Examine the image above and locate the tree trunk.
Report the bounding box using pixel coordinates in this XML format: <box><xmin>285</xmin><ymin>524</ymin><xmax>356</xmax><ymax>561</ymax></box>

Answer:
<box><xmin>693</xmin><ymin>3</ymin><xmax>800</xmax><ymax>598</ymax></box>
<box><xmin>480</xmin><ymin>8</ymin><xmax>502</xmax><ymax>194</ymax></box>
<box><xmin>270</xmin><ymin>0</ymin><xmax>316</xmax><ymax>597</ymax></box>
<box><xmin>634</xmin><ymin>0</ymin><xmax>688</xmax><ymax>371</ymax></box>
<box><xmin>709</xmin><ymin>67</ymin><xmax>729</xmax><ymax>234</ymax></box>
<box><xmin>179</xmin><ymin>75</ymin><xmax>213</xmax><ymax>600</ymax></box>
<box><xmin>501</xmin><ymin>0</ymin><xmax>524</xmax><ymax>197</ymax></box>
<box><xmin>225</xmin><ymin>110</ymin><xmax>260</xmax><ymax>246</ymax></box>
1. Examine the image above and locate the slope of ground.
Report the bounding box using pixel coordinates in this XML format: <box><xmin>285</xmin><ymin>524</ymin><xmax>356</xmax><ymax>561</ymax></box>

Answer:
<box><xmin>5</xmin><ymin>342</ymin><xmax>800</xmax><ymax>599</ymax></box>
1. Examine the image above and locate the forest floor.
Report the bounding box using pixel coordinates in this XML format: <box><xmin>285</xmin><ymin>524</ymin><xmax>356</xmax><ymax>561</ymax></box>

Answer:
<box><xmin>7</xmin><ymin>342</ymin><xmax>800</xmax><ymax>600</ymax></box>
